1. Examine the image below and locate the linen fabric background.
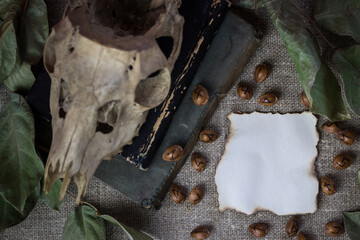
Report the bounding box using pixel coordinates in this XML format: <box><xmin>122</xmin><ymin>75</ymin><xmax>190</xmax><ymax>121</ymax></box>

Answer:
<box><xmin>1</xmin><ymin>0</ymin><xmax>359</xmax><ymax>239</ymax></box>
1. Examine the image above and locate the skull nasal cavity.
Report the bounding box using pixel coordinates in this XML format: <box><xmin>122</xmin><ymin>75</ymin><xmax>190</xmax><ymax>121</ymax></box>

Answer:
<box><xmin>96</xmin><ymin>122</ymin><xmax>114</xmax><ymax>134</ymax></box>
<box><xmin>156</xmin><ymin>36</ymin><xmax>174</xmax><ymax>59</ymax></box>
<box><xmin>58</xmin><ymin>79</ymin><xmax>72</xmax><ymax>119</ymax></box>
<box><xmin>59</xmin><ymin>108</ymin><xmax>67</xmax><ymax>118</ymax></box>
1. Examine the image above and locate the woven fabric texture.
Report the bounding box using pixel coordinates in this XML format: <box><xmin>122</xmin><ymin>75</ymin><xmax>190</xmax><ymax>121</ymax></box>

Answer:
<box><xmin>1</xmin><ymin>0</ymin><xmax>360</xmax><ymax>239</ymax></box>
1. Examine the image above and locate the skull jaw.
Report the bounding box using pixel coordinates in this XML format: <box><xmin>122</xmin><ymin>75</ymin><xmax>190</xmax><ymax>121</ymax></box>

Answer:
<box><xmin>70</xmin><ymin>109</ymin><xmax>149</xmax><ymax>203</ymax></box>
<box><xmin>45</xmin><ymin>102</ymin><xmax>150</xmax><ymax>203</ymax></box>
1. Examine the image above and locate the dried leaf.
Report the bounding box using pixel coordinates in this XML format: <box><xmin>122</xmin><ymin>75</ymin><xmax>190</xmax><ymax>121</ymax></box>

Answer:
<box><xmin>332</xmin><ymin>45</ymin><xmax>360</xmax><ymax>116</ymax></box>
<box><xmin>100</xmin><ymin>215</ymin><xmax>153</xmax><ymax>240</ymax></box>
<box><xmin>263</xmin><ymin>0</ymin><xmax>350</xmax><ymax>121</ymax></box>
<box><xmin>0</xmin><ymin>93</ymin><xmax>43</xmax><ymax>213</ymax></box>
<box><xmin>315</xmin><ymin>0</ymin><xmax>360</xmax><ymax>43</ymax></box>
<box><xmin>0</xmin><ymin>184</ymin><xmax>40</xmax><ymax>233</ymax></box>
<box><xmin>62</xmin><ymin>205</ymin><xmax>106</xmax><ymax>240</ymax></box>
<box><xmin>40</xmin><ymin>180</ymin><xmax>62</xmax><ymax>212</ymax></box>
<box><xmin>343</xmin><ymin>211</ymin><xmax>360</xmax><ymax>240</ymax></box>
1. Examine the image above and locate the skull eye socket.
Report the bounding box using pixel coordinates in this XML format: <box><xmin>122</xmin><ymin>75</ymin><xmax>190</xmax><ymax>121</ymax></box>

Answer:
<box><xmin>156</xmin><ymin>36</ymin><xmax>174</xmax><ymax>59</ymax></box>
<box><xmin>148</xmin><ymin>70</ymin><xmax>161</xmax><ymax>78</ymax></box>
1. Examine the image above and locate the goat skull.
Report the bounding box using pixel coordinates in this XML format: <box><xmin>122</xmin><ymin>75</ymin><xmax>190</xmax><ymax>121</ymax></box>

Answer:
<box><xmin>43</xmin><ymin>0</ymin><xmax>183</xmax><ymax>202</ymax></box>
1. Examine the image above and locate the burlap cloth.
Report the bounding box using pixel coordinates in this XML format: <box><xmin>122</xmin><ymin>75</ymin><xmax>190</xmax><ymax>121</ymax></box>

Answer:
<box><xmin>1</xmin><ymin>1</ymin><xmax>360</xmax><ymax>239</ymax></box>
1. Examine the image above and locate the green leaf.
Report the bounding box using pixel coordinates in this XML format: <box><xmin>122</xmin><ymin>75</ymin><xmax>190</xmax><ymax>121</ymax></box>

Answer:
<box><xmin>0</xmin><ymin>183</ymin><xmax>40</xmax><ymax>233</ymax></box>
<box><xmin>40</xmin><ymin>179</ymin><xmax>62</xmax><ymax>212</ymax></box>
<box><xmin>62</xmin><ymin>205</ymin><xmax>106</xmax><ymax>240</ymax></box>
<box><xmin>0</xmin><ymin>0</ymin><xmax>40</xmax><ymax>92</ymax></box>
<box><xmin>3</xmin><ymin>58</ymin><xmax>35</xmax><ymax>93</ymax></box>
<box><xmin>0</xmin><ymin>0</ymin><xmax>25</xmax><ymax>82</ymax></box>
<box><xmin>343</xmin><ymin>211</ymin><xmax>360</xmax><ymax>240</ymax></box>
<box><xmin>314</xmin><ymin>0</ymin><xmax>360</xmax><ymax>43</ymax></box>
<box><xmin>0</xmin><ymin>0</ymin><xmax>23</xmax><ymax>30</ymax></box>
<box><xmin>0</xmin><ymin>0</ymin><xmax>48</xmax><ymax>64</ymax></box>
<box><xmin>100</xmin><ymin>215</ymin><xmax>153</xmax><ymax>240</ymax></box>
<box><xmin>263</xmin><ymin>0</ymin><xmax>350</xmax><ymax>121</ymax></box>
<box><xmin>332</xmin><ymin>45</ymin><xmax>360</xmax><ymax>116</ymax></box>
<box><xmin>0</xmin><ymin>93</ymin><xmax>43</xmax><ymax>213</ymax></box>
<box><xmin>0</xmin><ymin>22</ymin><xmax>17</xmax><ymax>82</ymax></box>
<box><xmin>0</xmin><ymin>0</ymin><xmax>23</xmax><ymax>14</ymax></box>
<box><xmin>17</xmin><ymin>0</ymin><xmax>48</xmax><ymax>64</ymax></box>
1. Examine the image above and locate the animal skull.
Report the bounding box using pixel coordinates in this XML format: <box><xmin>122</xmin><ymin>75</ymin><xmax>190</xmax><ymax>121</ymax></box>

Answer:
<box><xmin>43</xmin><ymin>0</ymin><xmax>184</xmax><ymax>202</ymax></box>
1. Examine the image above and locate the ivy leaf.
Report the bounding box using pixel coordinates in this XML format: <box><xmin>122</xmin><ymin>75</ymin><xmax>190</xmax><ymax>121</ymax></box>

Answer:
<box><xmin>39</xmin><ymin>179</ymin><xmax>62</xmax><ymax>212</ymax></box>
<box><xmin>0</xmin><ymin>0</ymin><xmax>48</xmax><ymax>64</ymax></box>
<box><xmin>2</xmin><ymin>58</ymin><xmax>35</xmax><ymax>93</ymax></box>
<box><xmin>314</xmin><ymin>0</ymin><xmax>360</xmax><ymax>43</ymax></box>
<box><xmin>343</xmin><ymin>211</ymin><xmax>360</xmax><ymax>240</ymax></box>
<box><xmin>0</xmin><ymin>183</ymin><xmax>40</xmax><ymax>233</ymax></box>
<box><xmin>0</xmin><ymin>0</ymin><xmax>47</xmax><ymax>92</ymax></box>
<box><xmin>62</xmin><ymin>205</ymin><xmax>106</xmax><ymax>240</ymax></box>
<box><xmin>0</xmin><ymin>93</ymin><xmax>43</xmax><ymax>213</ymax></box>
<box><xmin>17</xmin><ymin>0</ymin><xmax>48</xmax><ymax>64</ymax></box>
<box><xmin>332</xmin><ymin>45</ymin><xmax>360</xmax><ymax>116</ymax></box>
<box><xmin>0</xmin><ymin>22</ymin><xmax>17</xmax><ymax>82</ymax></box>
<box><xmin>0</xmin><ymin>0</ymin><xmax>23</xmax><ymax>15</ymax></box>
<box><xmin>0</xmin><ymin>0</ymin><xmax>25</xmax><ymax>82</ymax></box>
<box><xmin>100</xmin><ymin>215</ymin><xmax>153</xmax><ymax>240</ymax></box>
<box><xmin>0</xmin><ymin>0</ymin><xmax>23</xmax><ymax>31</ymax></box>
<box><xmin>263</xmin><ymin>0</ymin><xmax>350</xmax><ymax>121</ymax></box>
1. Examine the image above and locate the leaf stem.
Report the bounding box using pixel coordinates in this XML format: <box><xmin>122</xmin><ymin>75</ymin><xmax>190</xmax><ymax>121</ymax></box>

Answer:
<box><xmin>80</xmin><ymin>201</ymin><xmax>99</xmax><ymax>215</ymax></box>
<box><xmin>66</xmin><ymin>190</ymin><xmax>99</xmax><ymax>215</ymax></box>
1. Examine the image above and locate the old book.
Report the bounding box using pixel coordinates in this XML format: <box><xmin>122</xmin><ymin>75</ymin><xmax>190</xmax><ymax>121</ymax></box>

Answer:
<box><xmin>95</xmin><ymin>12</ymin><xmax>258</xmax><ymax>209</ymax></box>
<box><xmin>120</xmin><ymin>0</ymin><xmax>231</xmax><ymax>168</ymax></box>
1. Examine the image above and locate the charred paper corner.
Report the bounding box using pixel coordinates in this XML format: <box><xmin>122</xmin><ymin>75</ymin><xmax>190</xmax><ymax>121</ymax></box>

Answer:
<box><xmin>215</xmin><ymin>112</ymin><xmax>319</xmax><ymax>216</ymax></box>
<box><xmin>43</xmin><ymin>0</ymin><xmax>184</xmax><ymax>203</ymax></box>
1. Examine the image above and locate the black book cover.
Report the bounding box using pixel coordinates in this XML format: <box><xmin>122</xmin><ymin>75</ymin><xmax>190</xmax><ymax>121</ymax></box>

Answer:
<box><xmin>120</xmin><ymin>0</ymin><xmax>231</xmax><ymax>168</ymax></box>
<box><xmin>94</xmin><ymin>12</ymin><xmax>258</xmax><ymax>208</ymax></box>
